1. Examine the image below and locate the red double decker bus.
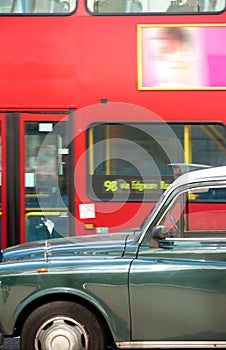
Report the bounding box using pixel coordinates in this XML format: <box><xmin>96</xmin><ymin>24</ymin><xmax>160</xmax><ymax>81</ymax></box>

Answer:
<box><xmin>0</xmin><ymin>0</ymin><xmax>226</xmax><ymax>247</ymax></box>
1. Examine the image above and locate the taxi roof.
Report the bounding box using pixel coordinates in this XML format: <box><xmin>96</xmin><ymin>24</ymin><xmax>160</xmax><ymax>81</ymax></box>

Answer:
<box><xmin>172</xmin><ymin>165</ymin><xmax>226</xmax><ymax>189</ymax></box>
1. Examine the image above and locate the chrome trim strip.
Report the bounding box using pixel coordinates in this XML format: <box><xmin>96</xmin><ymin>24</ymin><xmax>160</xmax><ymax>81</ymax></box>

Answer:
<box><xmin>44</xmin><ymin>240</ymin><xmax>49</xmax><ymax>262</ymax></box>
<box><xmin>116</xmin><ymin>341</ymin><xmax>226</xmax><ymax>349</ymax></box>
<box><xmin>165</xmin><ymin>237</ymin><xmax>226</xmax><ymax>242</ymax></box>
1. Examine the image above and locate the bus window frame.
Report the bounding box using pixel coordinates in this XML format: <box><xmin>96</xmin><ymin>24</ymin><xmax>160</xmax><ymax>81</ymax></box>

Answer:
<box><xmin>86</xmin><ymin>121</ymin><xmax>226</xmax><ymax>203</ymax></box>
<box><xmin>86</xmin><ymin>0</ymin><xmax>226</xmax><ymax>15</ymax></box>
<box><xmin>0</xmin><ymin>0</ymin><xmax>77</xmax><ymax>15</ymax></box>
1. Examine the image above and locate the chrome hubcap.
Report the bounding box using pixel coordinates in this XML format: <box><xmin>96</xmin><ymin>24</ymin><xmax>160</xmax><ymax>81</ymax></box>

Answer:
<box><xmin>35</xmin><ymin>316</ymin><xmax>89</xmax><ymax>350</ymax></box>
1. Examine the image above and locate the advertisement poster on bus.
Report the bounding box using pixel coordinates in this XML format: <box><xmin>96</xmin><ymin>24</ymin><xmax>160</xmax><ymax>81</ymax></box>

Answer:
<box><xmin>137</xmin><ymin>25</ymin><xmax>226</xmax><ymax>90</ymax></box>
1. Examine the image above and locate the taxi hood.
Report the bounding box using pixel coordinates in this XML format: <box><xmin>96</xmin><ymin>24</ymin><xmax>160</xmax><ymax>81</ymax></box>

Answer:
<box><xmin>1</xmin><ymin>230</ymin><xmax>140</xmax><ymax>262</ymax></box>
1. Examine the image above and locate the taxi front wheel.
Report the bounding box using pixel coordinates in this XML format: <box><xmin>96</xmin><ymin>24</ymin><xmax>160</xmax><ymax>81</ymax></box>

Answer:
<box><xmin>20</xmin><ymin>300</ymin><xmax>106</xmax><ymax>350</ymax></box>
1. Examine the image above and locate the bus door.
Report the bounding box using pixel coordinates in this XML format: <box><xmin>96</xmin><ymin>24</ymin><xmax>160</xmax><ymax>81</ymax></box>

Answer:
<box><xmin>0</xmin><ymin>114</ymin><xmax>6</xmax><ymax>249</ymax></box>
<box><xmin>17</xmin><ymin>111</ymin><xmax>74</xmax><ymax>244</ymax></box>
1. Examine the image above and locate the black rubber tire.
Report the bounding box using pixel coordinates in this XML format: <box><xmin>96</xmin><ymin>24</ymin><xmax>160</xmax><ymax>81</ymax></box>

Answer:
<box><xmin>20</xmin><ymin>301</ymin><xmax>106</xmax><ymax>350</ymax></box>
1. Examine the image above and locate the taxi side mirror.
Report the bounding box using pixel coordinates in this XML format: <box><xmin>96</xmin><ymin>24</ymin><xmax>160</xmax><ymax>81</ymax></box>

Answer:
<box><xmin>150</xmin><ymin>225</ymin><xmax>166</xmax><ymax>248</ymax></box>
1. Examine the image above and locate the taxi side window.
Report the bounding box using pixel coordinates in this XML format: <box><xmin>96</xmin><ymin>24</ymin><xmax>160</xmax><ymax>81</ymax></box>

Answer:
<box><xmin>160</xmin><ymin>186</ymin><xmax>226</xmax><ymax>238</ymax></box>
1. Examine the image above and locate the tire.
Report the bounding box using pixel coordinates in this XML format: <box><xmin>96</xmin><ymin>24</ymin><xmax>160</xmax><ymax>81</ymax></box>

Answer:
<box><xmin>20</xmin><ymin>301</ymin><xmax>106</xmax><ymax>350</ymax></box>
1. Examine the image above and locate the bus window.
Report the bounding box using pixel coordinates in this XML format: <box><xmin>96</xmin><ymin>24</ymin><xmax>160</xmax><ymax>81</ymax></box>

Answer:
<box><xmin>25</xmin><ymin>120</ymin><xmax>70</xmax><ymax>242</ymax></box>
<box><xmin>173</xmin><ymin>123</ymin><xmax>226</xmax><ymax>165</ymax></box>
<box><xmin>0</xmin><ymin>0</ymin><xmax>76</xmax><ymax>14</ymax></box>
<box><xmin>91</xmin><ymin>0</ymin><xmax>143</xmax><ymax>12</ymax></box>
<box><xmin>88</xmin><ymin>0</ymin><xmax>225</xmax><ymax>13</ymax></box>
<box><xmin>86</xmin><ymin>122</ymin><xmax>226</xmax><ymax>202</ymax></box>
